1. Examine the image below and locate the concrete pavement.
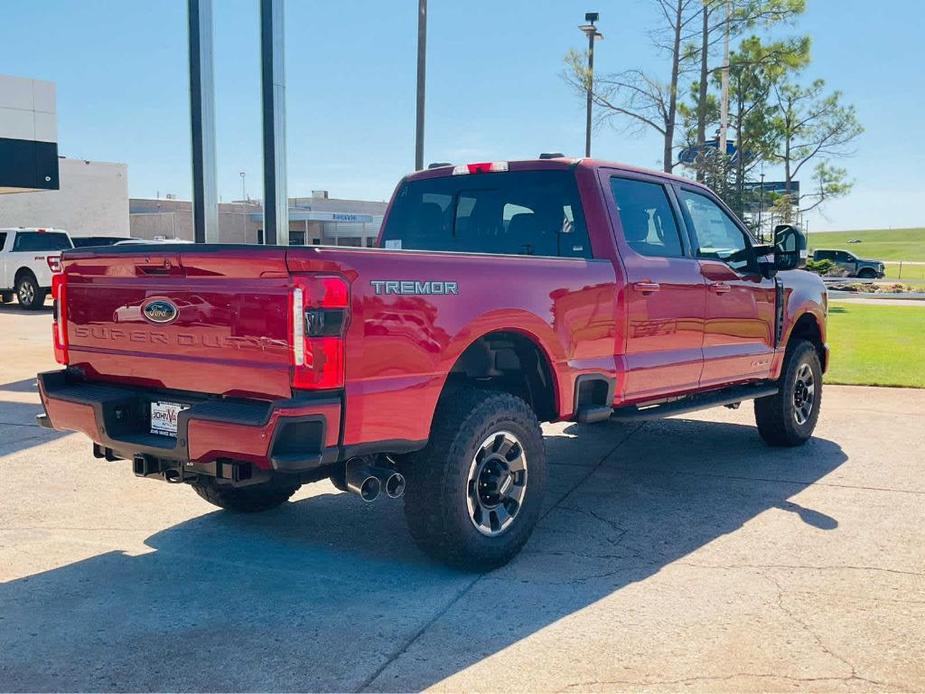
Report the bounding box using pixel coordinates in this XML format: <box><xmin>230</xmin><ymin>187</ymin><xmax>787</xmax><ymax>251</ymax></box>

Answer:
<box><xmin>1</xmin><ymin>304</ymin><xmax>923</xmax><ymax>692</ymax></box>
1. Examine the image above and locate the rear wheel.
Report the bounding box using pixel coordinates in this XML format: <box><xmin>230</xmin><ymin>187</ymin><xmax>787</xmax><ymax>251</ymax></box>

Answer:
<box><xmin>754</xmin><ymin>339</ymin><xmax>822</xmax><ymax>446</ymax></box>
<box><xmin>16</xmin><ymin>274</ymin><xmax>45</xmax><ymax>310</ymax></box>
<box><xmin>190</xmin><ymin>478</ymin><xmax>301</xmax><ymax>512</ymax></box>
<box><xmin>402</xmin><ymin>388</ymin><xmax>546</xmax><ymax>570</ymax></box>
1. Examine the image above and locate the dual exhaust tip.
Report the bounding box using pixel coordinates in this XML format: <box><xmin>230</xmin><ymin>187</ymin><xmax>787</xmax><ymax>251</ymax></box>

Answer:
<box><xmin>345</xmin><ymin>458</ymin><xmax>405</xmax><ymax>502</ymax></box>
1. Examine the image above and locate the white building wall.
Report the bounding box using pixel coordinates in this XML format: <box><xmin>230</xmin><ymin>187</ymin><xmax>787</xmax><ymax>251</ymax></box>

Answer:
<box><xmin>0</xmin><ymin>74</ymin><xmax>59</xmax><ymax>193</ymax></box>
<box><xmin>0</xmin><ymin>158</ymin><xmax>130</xmax><ymax>236</ymax></box>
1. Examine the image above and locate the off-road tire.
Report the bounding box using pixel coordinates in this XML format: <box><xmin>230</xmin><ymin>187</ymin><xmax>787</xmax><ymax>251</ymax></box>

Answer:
<box><xmin>16</xmin><ymin>274</ymin><xmax>46</xmax><ymax>310</ymax></box>
<box><xmin>402</xmin><ymin>388</ymin><xmax>546</xmax><ymax>570</ymax></box>
<box><xmin>190</xmin><ymin>478</ymin><xmax>301</xmax><ymax>512</ymax></box>
<box><xmin>754</xmin><ymin>339</ymin><xmax>822</xmax><ymax>447</ymax></box>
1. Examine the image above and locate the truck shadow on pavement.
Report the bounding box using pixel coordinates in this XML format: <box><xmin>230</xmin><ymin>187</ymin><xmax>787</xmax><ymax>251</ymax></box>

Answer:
<box><xmin>0</xmin><ymin>303</ymin><xmax>53</xmax><ymax>315</ymax></box>
<box><xmin>0</xmin><ymin>399</ymin><xmax>68</xmax><ymax>457</ymax></box>
<box><xmin>0</xmin><ymin>418</ymin><xmax>847</xmax><ymax>692</ymax></box>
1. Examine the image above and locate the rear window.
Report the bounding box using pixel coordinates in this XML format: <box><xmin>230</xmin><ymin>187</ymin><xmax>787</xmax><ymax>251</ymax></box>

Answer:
<box><xmin>381</xmin><ymin>170</ymin><xmax>591</xmax><ymax>258</ymax></box>
<box><xmin>12</xmin><ymin>232</ymin><xmax>72</xmax><ymax>252</ymax></box>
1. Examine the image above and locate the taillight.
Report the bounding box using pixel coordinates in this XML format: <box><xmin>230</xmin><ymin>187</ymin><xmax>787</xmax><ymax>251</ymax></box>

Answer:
<box><xmin>51</xmin><ymin>272</ymin><xmax>68</xmax><ymax>364</ymax></box>
<box><xmin>289</xmin><ymin>275</ymin><xmax>349</xmax><ymax>389</ymax></box>
<box><xmin>46</xmin><ymin>255</ymin><xmax>61</xmax><ymax>273</ymax></box>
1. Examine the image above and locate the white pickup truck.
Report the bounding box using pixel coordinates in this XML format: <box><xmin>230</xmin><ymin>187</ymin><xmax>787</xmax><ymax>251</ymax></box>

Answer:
<box><xmin>0</xmin><ymin>228</ymin><xmax>73</xmax><ymax>309</ymax></box>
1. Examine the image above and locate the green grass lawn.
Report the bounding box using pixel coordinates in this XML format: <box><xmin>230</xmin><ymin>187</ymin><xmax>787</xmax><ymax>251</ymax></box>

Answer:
<box><xmin>809</xmin><ymin>227</ymin><xmax>925</xmax><ymax>280</ymax></box>
<box><xmin>825</xmin><ymin>301</ymin><xmax>925</xmax><ymax>387</ymax></box>
<box><xmin>810</xmin><ymin>227</ymin><xmax>925</xmax><ymax>260</ymax></box>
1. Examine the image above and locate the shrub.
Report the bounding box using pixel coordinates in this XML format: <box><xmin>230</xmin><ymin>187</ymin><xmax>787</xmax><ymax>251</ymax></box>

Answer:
<box><xmin>805</xmin><ymin>258</ymin><xmax>834</xmax><ymax>275</ymax></box>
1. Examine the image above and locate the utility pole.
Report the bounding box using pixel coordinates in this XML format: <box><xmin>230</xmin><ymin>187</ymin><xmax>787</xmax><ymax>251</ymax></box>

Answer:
<box><xmin>414</xmin><ymin>0</ymin><xmax>427</xmax><ymax>171</ymax></box>
<box><xmin>718</xmin><ymin>0</ymin><xmax>730</xmax><ymax>162</ymax></box>
<box><xmin>578</xmin><ymin>13</ymin><xmax>602</xmax><ymax>158</ymax></box>
<box><xmin>188</xmin><ymin>0</ymin><xmax>219</xmax><ymax>243</ymax></box>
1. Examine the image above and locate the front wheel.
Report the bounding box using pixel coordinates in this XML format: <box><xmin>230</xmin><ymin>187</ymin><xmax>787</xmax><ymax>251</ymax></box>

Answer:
<box><xmin>191</xmin><ymin>478</ymin><xmax>301</xmax><ymax>512</ymax></box>
<box><xmin>754</xmin><ymin>339</ymin><xmax>822</xmax><ymax>446</ymax></box>
<box><xmin>402</xmin><ymin>388</ymin><xmax>546</xmax><ymax>570</ymax></box>
<box><xmin>858</xmin><ymin>268</ymin><xmax>877</xmax><ymax>279</ymax></box>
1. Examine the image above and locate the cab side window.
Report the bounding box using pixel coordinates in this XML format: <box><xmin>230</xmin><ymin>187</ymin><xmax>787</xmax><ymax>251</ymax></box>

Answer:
<box><xmin>677</xmin><ymin>189</ymin><xmax>751</xmax><ymax>272</ymax></box>
<box><xmin>610</xmin><ymin>177</ymin><xmax>684</xmax><ymax>257</ymax></box>
<box><xmin>0</xmin><ymin>232</ymin><xmax>7</xmax><ymax>251</ymax></box>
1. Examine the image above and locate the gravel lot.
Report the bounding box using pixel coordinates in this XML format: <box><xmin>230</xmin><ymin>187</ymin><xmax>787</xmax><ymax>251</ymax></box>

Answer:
<box><xmin>1</xmin><ymin>303</ymin><xmax>923</xmax><ymax>692</ymax></box>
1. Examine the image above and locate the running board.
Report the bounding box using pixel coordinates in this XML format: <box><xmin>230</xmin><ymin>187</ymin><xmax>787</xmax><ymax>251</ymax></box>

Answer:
<box><xmin>611</xmin><ymin>383</ymin><xmax>779</xmax><ymax>422</ymax></box>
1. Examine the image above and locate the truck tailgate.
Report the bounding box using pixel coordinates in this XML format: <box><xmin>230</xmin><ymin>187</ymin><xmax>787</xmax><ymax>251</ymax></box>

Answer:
<box><xmin>63</xmin><ymin>247</ymin><xmax>292</xmax><ymax>399</ymax></box>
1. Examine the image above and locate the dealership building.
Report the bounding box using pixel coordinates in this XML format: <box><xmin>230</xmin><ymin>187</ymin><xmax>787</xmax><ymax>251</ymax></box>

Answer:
<box><xmin>2</xmin><ymin>72</ymin><xmax>387</xmax><ymax>245</ymax></box>
<box><xmin>129</xmin><ymin>192</ymin><xmax>387</xmax><ymax>247</ymax></box>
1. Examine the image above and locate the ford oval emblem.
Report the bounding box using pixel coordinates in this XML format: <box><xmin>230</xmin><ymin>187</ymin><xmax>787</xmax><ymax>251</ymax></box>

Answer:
<box><xmin>142</xmin><ymin>299</ymin><xmax>178</xmax><ymax>324</ymax></box>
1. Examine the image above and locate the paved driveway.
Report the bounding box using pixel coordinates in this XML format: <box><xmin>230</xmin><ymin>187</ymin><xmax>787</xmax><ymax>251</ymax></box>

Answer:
<box><xmin>1</xmin><ymin>304</ymin><xmax>923</xmax><ymax>691</ymax></box>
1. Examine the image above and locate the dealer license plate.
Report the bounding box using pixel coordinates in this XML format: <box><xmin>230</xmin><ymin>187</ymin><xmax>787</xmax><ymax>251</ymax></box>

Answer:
<box><xmin>150</xmin><ymin>401</ymin><xmax>188</xmax><ymax>437</ymax></box>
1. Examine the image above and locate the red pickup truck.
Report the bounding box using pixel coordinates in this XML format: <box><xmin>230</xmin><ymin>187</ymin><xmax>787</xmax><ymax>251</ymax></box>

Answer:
<box><xmin>38</xmin><ymin>158</ymin><xmax>827</xmax><ymax>569</ymax></box>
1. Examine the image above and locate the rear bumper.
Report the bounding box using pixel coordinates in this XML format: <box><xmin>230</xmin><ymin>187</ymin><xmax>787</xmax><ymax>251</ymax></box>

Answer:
<box><xmin>37</xmin><ymin>370</ymin><xmax>341</xmax><ymax>473</ymax></box>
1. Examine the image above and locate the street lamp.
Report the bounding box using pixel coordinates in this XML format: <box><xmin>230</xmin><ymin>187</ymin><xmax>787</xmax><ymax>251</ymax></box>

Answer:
<box><xmin>758</xmin><ymin>171</ymin><xmax>765</xmax><ymax>241</ymax></box>
<box><xmin>578</xmin><ymin>12</ymin><xmax>603</xmax><ymax>158</ymax></box>
<box><xmin>414</xmin><ymin>0</ymin><xmax>427</xmax><ymax>171</ymax></box>
<box><xmin>240</xmin><ymin>171</ymin><xmax>246</xmax><ymax>202</ymax></box>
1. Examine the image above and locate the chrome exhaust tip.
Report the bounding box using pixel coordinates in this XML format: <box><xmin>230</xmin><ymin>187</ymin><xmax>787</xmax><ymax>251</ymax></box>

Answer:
<box><xmin>368</xmin><ymin>465</ymin><xmax>405</xmax><ymax>499</ymax></box>
<box><xmin>345</xmin><ymin>459</ymin><xmax>381</xmax><ymax>502</ymax></box>
<box><xmin>383</xmin><ymin>470</ymin><xmax>405</xmax><ymax>499</ymax></box>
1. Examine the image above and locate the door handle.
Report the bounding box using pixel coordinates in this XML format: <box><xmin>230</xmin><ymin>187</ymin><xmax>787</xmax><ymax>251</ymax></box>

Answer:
<box><xmin>633</xmin><ymin>281</ymin><xmax>661</xmax><ymax>295</ymax></box>
<box><xmin>709</xmin><ymin>282</ymin><xmax>731</xmax><ymax>294</ymax></box>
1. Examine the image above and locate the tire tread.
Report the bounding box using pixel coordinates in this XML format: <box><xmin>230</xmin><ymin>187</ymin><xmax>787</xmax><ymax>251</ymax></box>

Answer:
<box><xmin>402</xmin><ymin>387</ymin><xmax>544</xmax><ymax>569</ymax></box>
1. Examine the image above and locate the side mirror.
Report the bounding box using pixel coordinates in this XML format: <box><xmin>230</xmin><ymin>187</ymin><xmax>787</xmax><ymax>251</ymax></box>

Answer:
<box><xmin>774</xmin><ymin>224</ymin><xmax>807</xmax><ymax>271</ymax></box>
<box><xmin>751</xmin><ymin>243</ymin><xmax>777</xmax><ymax>279</ymax></box>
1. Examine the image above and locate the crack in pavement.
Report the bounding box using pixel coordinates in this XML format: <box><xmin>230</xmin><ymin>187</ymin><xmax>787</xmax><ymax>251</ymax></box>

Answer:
<box><xmin>560</xmin><ymin>672</ymin><xmax>907</xmax><ymax>691</ymax></box>
<box><xmin>677</xmin><ymin>561</ymin><xmax>925</xmax><ymax>578</ymax></box>
<box><xmin>555</xmin><ymin>505</ymin><xmax>629</xmax><ymax>548</ymax></box>
<box><xmin>355</xmin><ymin>423</ymin><xmax>646</xmax><ymax>692</ymax></box>
<box><xmin>760</xmin><ymin>571</ymin><xmax>900</xmax><ymax>690</ymax></box>
<box><xmin>607</xmin><ymin>464</ymin><xmax>925</xmax><ymax>496</ymax></box>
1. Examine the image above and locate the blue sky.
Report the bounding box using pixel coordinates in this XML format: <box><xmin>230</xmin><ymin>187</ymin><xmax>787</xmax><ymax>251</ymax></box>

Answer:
<box><xmin>2</xmin><ymin>0</ymin><xmax>923</xmax><ymax>231</ymax></box>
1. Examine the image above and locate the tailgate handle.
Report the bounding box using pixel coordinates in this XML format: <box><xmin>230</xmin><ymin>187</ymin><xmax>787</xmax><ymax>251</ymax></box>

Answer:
<box><xmin>136</xmin><ymin>261</ymin><xmax>182</xmax><ymax>276</ymax></box>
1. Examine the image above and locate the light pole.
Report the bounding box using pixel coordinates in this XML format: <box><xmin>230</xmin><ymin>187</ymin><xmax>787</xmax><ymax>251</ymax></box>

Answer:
<box><xmin>240</xmin><ymin>171</ymin><xmax>246</xmax><ymax>201</ymax></box>
<box><xmin>414</xmin><ymin>0</ymin><xmax>427</xmax><ymax>170</ymax></box>
<box><xmin>758</xmin><ymin>171</ymin><xmax>765</xmax><ymax>241</ymax></box>
<box><xmin>578</xmin><ymin>12</ymin><xmax>603</xmax><ymax>158</ymax></box>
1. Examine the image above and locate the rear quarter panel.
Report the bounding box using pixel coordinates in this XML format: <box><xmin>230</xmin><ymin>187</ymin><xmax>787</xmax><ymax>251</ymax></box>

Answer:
<box><xmin>288</xmin><ymin>248</ymin><xmax>618</xmax><ymax>446</ymax></box>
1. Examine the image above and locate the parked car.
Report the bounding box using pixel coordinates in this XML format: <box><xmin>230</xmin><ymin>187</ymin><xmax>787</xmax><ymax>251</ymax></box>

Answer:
<box><xmin>71</xmin><ymin>236</ymin><xmax>130</xmax><ymax>248</ymax></box>
<box><xmin>0</xmin><ymin>227</ymin><xmax>73</xmax><ymax>309</ymax></box>
<box><xmin>38</xmin><ymin>158</ymin><xmax>827</xmax><ymax>569</ymax></box>
<box><xmin>114</xmin><ymin>237</ymin><xmax>194</xmax><ymax>245</ymax></box>
<box><xmin>812</xmin><ymin>248</ymin><xmax>885</xmax><ymax>278</ymax></box>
